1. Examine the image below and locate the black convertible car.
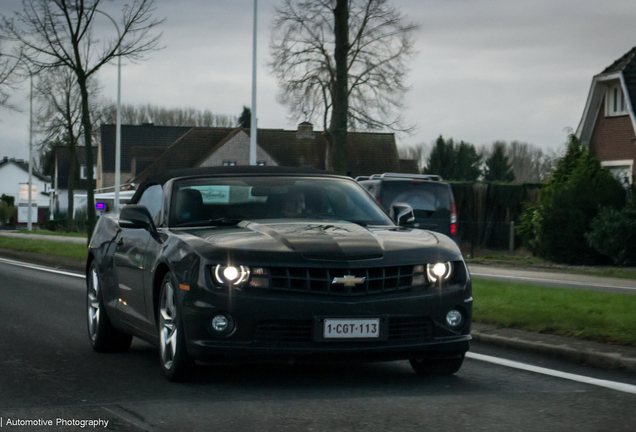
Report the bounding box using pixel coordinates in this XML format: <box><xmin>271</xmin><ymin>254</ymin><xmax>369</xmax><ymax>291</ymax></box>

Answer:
<box><xmin>87</xmin><ymin>166</ymin><xmax>472</xmax><ymax>381</ymax></box>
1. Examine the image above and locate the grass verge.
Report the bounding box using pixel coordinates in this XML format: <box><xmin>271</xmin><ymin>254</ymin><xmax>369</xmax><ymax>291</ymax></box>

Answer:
<box><xmin>15</xmin><ymin>230</ymin><xmax>87</xmax><ymax>238</ymax></box>
<box><xmin>0</xmin><ymin>236</ymin><xmax>87</xmax><ymax>261</ymax></box>
<box><xmin>467</xmin><ymin>254</ymin><xmax>636</xmax><ymax>280</ymax></box>
<box><xmin>472</xmin><ymin>279</ymin><xmax>636</xmax><ymax>346</ymax></box>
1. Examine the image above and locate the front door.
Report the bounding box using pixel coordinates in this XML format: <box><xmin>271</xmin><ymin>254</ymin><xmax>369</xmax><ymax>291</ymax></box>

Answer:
<box><xmin>113</xmin><ymin>227</ymin><xmax>152</xmax><ymax>330</ymax></box>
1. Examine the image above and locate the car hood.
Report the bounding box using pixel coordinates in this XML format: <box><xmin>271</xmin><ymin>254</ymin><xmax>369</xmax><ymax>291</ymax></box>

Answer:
<box><xmin>174</xmin><ymin>219</ymin><xmax>461</xmax><ymax>265</ymax></box>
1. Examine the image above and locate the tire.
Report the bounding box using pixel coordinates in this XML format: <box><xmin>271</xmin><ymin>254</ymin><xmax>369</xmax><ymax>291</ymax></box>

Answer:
<box><xmin>410</xmin><ymin>353</ymin><xmax>465</xmax><ymax>376</ymax></box>
<box><xmin>87</xmin><ymin>262</ymin><xmax>133</xmax><ymax>352</ymax></box>
<box><xmin>158</xmin><ymin>273</ymin><xmax>196</xmax><ymax>381</ymax></box>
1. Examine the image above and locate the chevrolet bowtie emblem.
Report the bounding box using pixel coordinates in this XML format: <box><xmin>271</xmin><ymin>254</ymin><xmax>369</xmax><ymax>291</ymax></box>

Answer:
<box><xmin>332</xmin><ymin>275</ymin><xmax>366</xmax><ymax>287</ymax></box>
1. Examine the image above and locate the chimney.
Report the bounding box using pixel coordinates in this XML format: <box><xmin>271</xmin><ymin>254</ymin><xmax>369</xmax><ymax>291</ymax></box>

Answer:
<box><xmin>296</xmin><ymin>122</ymin><xmax>315</xmax><ymax>139</ymax></box>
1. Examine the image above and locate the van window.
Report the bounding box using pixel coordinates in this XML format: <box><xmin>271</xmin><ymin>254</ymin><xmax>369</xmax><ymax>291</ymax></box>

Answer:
<box><xmin>381</xmin><ymin>182</ymin><xmax>450</xmax><ymax>211</ymax></box>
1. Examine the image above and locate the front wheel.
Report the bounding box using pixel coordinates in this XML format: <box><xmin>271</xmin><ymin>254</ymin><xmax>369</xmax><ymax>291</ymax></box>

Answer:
<box><xmin>158</xmin><ymin>273</ymin><xmax>195</xmax><ymax>381</ymax></box>
<box><xmin>410</xmin><ymin>354</ymin><xmax>465</xmax><ymax>376</ymax></box>
<box><xmin>87</xmin><ymin>262</ymin><xmax>132</xmax><ymax>352</ymax></box>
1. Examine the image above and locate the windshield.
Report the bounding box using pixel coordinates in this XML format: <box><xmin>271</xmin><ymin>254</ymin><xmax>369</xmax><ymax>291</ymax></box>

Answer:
<box><xmin>170</xmin><ymin>176</ymin><xmax>394</xmax><ymax>227</ymax></box>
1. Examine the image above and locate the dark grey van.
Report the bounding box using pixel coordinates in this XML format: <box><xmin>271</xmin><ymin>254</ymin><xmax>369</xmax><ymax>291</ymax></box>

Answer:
<box><xmin>356</xmin><ymin>173</ymin><xmax>457</xmax><ymax>239</ymax></box>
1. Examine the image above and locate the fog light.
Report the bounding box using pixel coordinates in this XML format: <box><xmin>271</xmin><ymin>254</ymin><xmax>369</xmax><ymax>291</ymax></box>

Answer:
<box><xmin>211</xmin><ymin>315</ymin><xmax>229</xmax><ymax>332</ymax></box>
<box><xmin>446</xmin><ymin>309</ymin><xmax>463</xmax><ymax>327</ymax></box>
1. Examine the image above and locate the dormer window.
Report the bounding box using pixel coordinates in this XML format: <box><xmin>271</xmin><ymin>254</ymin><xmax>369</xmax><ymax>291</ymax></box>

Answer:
<box><xmin>606</xmin><ymin>83</ymin><xmax>628</xmax><ymax>116</ymax></box>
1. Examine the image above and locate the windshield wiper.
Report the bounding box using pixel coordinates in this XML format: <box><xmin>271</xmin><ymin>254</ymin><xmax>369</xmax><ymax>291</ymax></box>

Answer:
<box><xmin>175</xmin><ymin>218</ymin><xmax>243</xmax><ymax>228</ymax></box>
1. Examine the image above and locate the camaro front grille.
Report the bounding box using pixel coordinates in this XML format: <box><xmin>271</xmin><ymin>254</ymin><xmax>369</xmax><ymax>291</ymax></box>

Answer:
<box><xmin>249</xmin><ymin>265</ymin><xmax>417</xmax><ymax>296</ymax></box>
<box><xmin>254</xmin><ymin>318</ymin><xmax>433</xmax><ymax>344</ymax></box>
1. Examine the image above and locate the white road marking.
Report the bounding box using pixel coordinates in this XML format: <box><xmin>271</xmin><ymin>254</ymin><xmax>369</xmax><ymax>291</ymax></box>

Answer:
<box><xmin>467</xmin><ymin>352</ymin><xmax>636</xmax><ymax>395</ymax></box>
<box><xmin>470</xmin><ymin>272</ymin><xmax>636</xmax><ymax>291</ymax></box>
<box><xmin>0</xmin><ymin>257</ymin><xmax>85</xmax><ymax>279</ymax></box>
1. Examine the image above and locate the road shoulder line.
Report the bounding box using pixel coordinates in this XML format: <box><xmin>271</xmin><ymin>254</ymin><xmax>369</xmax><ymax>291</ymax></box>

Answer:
<box><xmin>467</xmin><ymin>352</ymin><xmax>636</xmax><ymax>395</ymax></box>
<box><xmin>0</xmin><ymin>257</ymin><xmax>85</xmax><ymax>279</ymax></box>
<box><xmin>471</xmin><ymin>324</ymin><xmax>636</xmax><ymax>373</ymax></box>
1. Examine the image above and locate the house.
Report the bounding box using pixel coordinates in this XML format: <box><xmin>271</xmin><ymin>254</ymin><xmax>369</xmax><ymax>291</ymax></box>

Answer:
<box><xmin>133</xmin><ymin>122</ymin><xmax>402</xmax><ymax>182</ymax></box>
<box><xmin>52</xmin><ymin>146</ymin><xmax>98</xmax><ymax>214</ymax></box>
<box><xmin>0</xmin><ymin>157</ymin><xmax>51</xmax><ymax>224</ymax></box>
<box><xmin>98</xmin><ymin>124</ymin><xmax>193</xmax><ymax>190</ymax></box>
<box><xmin>576</xmin><ymin>47</ymin><xmax>636</xmax><ymax>185</ymax></box>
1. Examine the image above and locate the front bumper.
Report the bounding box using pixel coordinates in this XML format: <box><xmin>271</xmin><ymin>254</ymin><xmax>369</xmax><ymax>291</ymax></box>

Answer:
<box><xmin>181</xmin><ymin>282</ymin><xmax>473</xmax><ymax>363</ymax></box>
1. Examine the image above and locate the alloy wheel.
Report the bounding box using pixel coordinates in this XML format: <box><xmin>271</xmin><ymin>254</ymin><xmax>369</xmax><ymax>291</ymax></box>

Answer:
<box><xmin>87</xmin><ymin>268</ymin><xmax>100</xmax><ymax>342</ymax></box>
<box><xmin>160</xmin><ymin>281</ymin><xmax>178</xmax><ymax>370</ymax></box>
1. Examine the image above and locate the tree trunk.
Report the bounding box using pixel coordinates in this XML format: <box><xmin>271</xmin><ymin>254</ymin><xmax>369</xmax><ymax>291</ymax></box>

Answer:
<box><xmin>77</xmin><ymin>73</ymin><xmax>96</xmax><ymax>242</ymax></box>
<box><xmin>324</xmin><ymin>132</ymin><xmax>334</xmax><ymax>171</ymax></box>
<box><xmin>328</xmin><ymin>0</ymin><xmax>349</xmax><ymax>174</ymax></box>
<box><xmin>66</xmin><ymin>144</ymin><xmax>76</xmax><ymax>232</ymax></box>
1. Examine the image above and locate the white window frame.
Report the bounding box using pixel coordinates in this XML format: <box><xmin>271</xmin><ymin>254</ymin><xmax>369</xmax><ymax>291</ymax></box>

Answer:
<box><xmin>80</xmin><ymin>165</ymin><xmax>97</xmax><ymax>180</ymax></box>
<box><xmin>606</xmin><ymin>83</ymin><xmax>628</xmax><ymax>117</ymax></box>
<box><xmin>600</xmin><ymin>159</ymin><xmax>633</xmax><ymax>185</ymax></box>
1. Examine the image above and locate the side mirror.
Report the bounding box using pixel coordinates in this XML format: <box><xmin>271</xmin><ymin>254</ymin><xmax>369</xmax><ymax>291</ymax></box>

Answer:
<box><xmin>390</xmin><ymin>202</ymin><xmax>415</xmax><ymax>227</ymax></box>
<box><xmin>119</xmin><ymin>205</ymin><xmax>156</xmax><ymax>233</ymax></box>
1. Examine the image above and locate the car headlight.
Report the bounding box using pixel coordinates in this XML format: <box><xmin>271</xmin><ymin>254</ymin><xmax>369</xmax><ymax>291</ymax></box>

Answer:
<box><xmin>426</xmin><ymin>262</ymin><xmax>452</xmax><ymax>283</ymax></box>
<box><xmin>213</xmin><ymin>265</ymin><xmax>250</xmax><ymax>287</ymax></box>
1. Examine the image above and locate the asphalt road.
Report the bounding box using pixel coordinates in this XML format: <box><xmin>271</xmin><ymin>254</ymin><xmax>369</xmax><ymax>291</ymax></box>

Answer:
<box><xmin>1</xmin><ymin>261</ymin><xmax>636</xmax><ymax>431</ymax></box>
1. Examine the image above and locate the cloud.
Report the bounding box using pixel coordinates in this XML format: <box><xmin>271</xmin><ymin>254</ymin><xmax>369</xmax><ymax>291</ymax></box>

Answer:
<box><xmin>1</xmin><ymin>0</ymin><xmax>635</xmax><ymax>162</ymax></box>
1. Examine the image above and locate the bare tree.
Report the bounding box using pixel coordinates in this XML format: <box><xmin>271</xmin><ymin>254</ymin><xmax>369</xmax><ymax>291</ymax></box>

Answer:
<box><xmin>0</xmin><ymin>43</ymin><xmax>22</xmax><ymax>110</ymax></box>
<box><xmin>270</xmin><ymin>0</ymin><xmax>417</xmax><ymax>171</ymax></box>
<box><xmin>35</xmin><ymin>67</ymin><xmax>102</xmax><ymax>229</ymax></box>
<box><xmin>102</xmin><ymin>104</ymin><xmax>238</xmax><ymax>128</ymax></box>
<box><xmin>482</xmin><ymin>141</ymin><xmax>559</xmax><ymax>183</ymax></box>
<box><xmin>398</xmin><ymin>142</ymin><xmax>428</xmax><ymax>173</ymax></box>
<box><xmin>1</xmin><ymin>0</ymin><xmax>163</xmax><ymax>238</ymax></box>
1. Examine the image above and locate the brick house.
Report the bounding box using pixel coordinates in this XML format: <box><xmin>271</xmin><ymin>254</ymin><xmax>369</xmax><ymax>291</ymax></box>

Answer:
<box><xmin>576</xmin><ymin>47</ymin><xmax>636</xmax><ymax>185</ymax></box>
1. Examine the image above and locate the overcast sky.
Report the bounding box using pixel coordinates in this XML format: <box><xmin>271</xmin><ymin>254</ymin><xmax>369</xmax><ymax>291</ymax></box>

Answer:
<box><xmin>1</xmin><ymin>0</ymin><xmax>635</xmax><ymax>162</ymax></box>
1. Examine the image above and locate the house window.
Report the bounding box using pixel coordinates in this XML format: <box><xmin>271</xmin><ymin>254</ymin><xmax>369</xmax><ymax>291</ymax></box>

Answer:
<box><xmin>80</xmin><ymin>165</ymin><xmax>97</xmax><ymax>180</ymax></box>
<box><xmin>606</xmin><ymin>83</ymin><xmax>628</xmax><ymax>116</ymax></box>
<box><xmin>601</xmin><ymin>160</ymin><xmax>633</xmax><ymax>186</ymax></box>
<box><xmin>222</xmin><ymin>160</ymin><xmax>236</xmax><ymax>167</ymax></box>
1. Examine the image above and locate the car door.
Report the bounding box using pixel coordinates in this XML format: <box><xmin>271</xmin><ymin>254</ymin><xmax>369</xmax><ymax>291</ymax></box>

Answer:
<box><xmin>113</xmin><ymin>185</ymin><xmax>163</xmax><ymax>331</ymax></box>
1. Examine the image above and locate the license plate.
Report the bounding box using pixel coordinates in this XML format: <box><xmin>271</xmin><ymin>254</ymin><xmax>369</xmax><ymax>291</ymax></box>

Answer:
<box><xmin>323</xmin><ymin>318</ymin><xmax>380</xmax><ymax>339</ymax></box>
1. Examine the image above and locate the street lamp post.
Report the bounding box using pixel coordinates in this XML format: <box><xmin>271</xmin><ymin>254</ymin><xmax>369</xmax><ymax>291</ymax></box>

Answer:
<box><xmin>250</xmin><ymin>0</ymin><xmax>258</xmax><ymax>166</ymax></box>
<box><xmin>28</xmin><ymin>71</ymin><xmax>33</xmax><ymax>230</ymax></box>
<box><xmin>0</xmin><ymin>53</ymin><xmax>35</xmax><ymax>230</ymax></box>
<box><xmin>96</xmin><ymin>10</ymin><xmax>122</xmax><ymax>207</ymax></box>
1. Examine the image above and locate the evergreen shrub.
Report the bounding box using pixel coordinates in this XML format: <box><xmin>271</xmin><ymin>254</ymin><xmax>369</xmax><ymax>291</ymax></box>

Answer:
<box><xmin>518</xmin><ymin>136</ymin><xmax>625</xmax><ymax>264</ymax></box>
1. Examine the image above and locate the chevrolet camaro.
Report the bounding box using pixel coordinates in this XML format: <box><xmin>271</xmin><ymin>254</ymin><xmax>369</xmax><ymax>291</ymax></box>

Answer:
<box><xmin>86</xmin><ymin>166</ymin><xmax>472</xmax><ymax>381</ymax></box>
